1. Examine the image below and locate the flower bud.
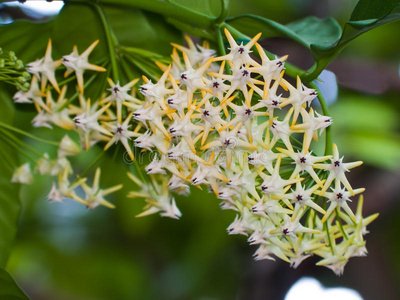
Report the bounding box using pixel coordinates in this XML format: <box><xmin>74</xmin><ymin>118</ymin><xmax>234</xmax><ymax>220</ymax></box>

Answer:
<box><xmin>58</xmin><ymin>135</ymin><xmax>81</xmax><ymax>157</ymax></box>
<box><xmin>35</xmin><ymin>153</ymin><xmax>53</xmax><ymax>175</ymax></box>
<box><xmin>11</xmin><ymin>163</ymin><xmax>33</xmax><ymax>185</ymax></box>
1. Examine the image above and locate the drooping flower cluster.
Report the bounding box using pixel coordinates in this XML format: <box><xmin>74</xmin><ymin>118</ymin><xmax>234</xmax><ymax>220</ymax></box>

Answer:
<box><xmin>11</xmin><ymin>30</ymin><xmax>377</xmax><ymax>275</ymax></box>
<box><xmin>129</xmin><ymin>29</ymin><xmax>377</xmax><ymax>275</ymax></box>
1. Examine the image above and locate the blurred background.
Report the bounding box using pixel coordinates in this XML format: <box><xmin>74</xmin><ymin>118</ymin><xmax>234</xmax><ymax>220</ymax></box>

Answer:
<box><xmin>1</xmin><ymin>0</ymin><xmax>400</xmax><ymax>299</ymax></box>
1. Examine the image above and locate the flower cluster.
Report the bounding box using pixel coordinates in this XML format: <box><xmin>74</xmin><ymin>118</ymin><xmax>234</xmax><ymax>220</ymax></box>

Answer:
<box><xmin>12</xmin><ymin>40</ymin><xmax>123</xmax><ymax>209</ymax></box>
<box><xmin>11</xmin><ymin>30</ymin><xmax>377</xmax><ymax>275</ymax></box>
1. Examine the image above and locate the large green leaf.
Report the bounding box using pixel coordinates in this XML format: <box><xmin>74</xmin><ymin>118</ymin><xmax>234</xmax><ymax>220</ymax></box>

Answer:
<box><xmin>226</xmin><ymin>15</ymin><xmax>341</xmax><ymax>49</ymax></box>
<box><xmin>305</xmin><ymin>0</ymin><xmax>400</xmax><ymax>81</ymax></box>
<box><xmin>87</xmin><ymin>0</ymin><xmax>216</xmax><ymax>29</ymax></box>
<box><xmin>0</xmin><ymin>1</ymin><xmax>181</xmax><ymax>62</ymax></box>
<box><xmin>0</xmin><ymin>268</ymin><xmax>29</xmax><ymax>300</ymax></box>
<box><xmin>169</xmin><ymin>0</ymin><xmax>221</xmax><ymax>18</ymax></box>
<box><xmin>225</xmin><ymin>0</ymin><xmax>400</xmax><ymax>82</ymax></box>
<box><xmin>350</xmin><ymin>0</ymin><xmax>400</xmax><ymax>21</ymax></box>
<box><xmin>0</xmin><ymin>88</ymin><xmax>21</xmax><ymax>267</ymax></box>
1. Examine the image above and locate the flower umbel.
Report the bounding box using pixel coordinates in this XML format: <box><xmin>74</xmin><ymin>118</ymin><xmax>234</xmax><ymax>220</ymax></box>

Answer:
<box><xmin>12</xmin><ymin>29</ymin><xmax>377</xmax><ymax>276</ymax></box>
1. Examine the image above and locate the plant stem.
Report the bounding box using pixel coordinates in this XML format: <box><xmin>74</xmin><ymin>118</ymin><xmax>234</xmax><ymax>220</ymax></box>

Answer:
<box><xmin>215</xmin><ymin>26</ymin><xmax>231</xmax><ymax>75</ymax></box>
<box><xmin>0</xmin><ymin>122</ymin><xmax>59</xmax><ymax>146</ymax></box>
<box><xmin>308</xmin><ymin>81</ymin><xmax>332</xmax><ymax>156</ymax></box>
<box><xmin>335</xmin><ymin>207</ymin><xmax>348</xmax><ymax>240</ymax></box>
<box><xmin>216</xmin><ymin>0</ymin><xmax>230</xmax><ymax>24</ymax></box>
<box><xmin>0</xmin><ymin>130</ymin><xmax>38</xmax><ymax>163</ymax></box>
<box><xmin>92</xmin><ymin>2</ymin><xmax>120</xmax><ymax>83</ymax></box>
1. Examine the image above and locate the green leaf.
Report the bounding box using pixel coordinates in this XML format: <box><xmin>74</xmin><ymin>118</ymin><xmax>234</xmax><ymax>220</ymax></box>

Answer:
<box><xmin>91</xmin><ymin>0</ymin><xmax>216</xmax><ymax>29</ymax></box>
<box><xmin>225</xmin><ymin>15</ymin><xmax>341</xmax><ymax>50</ymax></box>
<box><xmin>168</xmin><ymin>0</ymin><xmax>221</xmax><ymax>18</ymax></box>
<box><xmin>304</xmin><ymin>0</ymin><xmax>400</xmax><ymax>81</ymax></box>
<box><xmin>286</xmin><ymin>17</ymin><xmax>342</xmax><ymax>49</ymax></box>
<box><xmin>0</xmin><ymin>268</ymin><xmax>29</xmax><ymax>300</ymax></box>
<box><xmin>225</xmin><ymin>1</ymin><xmax>400</xmax><ymax>82</ymax></box>
<box><xmin>350</xmin><ymin>0</ymin><xmax>400</xmax><ymax>21</ymax></box>
<box><xmin>0</xmin><ymin>88</ymin><xmax>21</xmax><ymax>268</ymax></box>
<box><xmin>0</xmin><ymin>1</ymin><xmax>181</xmax><ymax>61</ymax></box>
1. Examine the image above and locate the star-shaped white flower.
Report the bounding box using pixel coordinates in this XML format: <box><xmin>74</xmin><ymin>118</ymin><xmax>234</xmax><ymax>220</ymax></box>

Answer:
<box><xmin>290</xmin><ymin>107</ymin><xmax>333</xmax><ymax>154</ymax></box>
<box><xmin>100</xmin><ymin>78</ymin><xmax>139</xmax><ymax>123</ymax></box>
<box><xmin>81</xmin><ymin>168</ymin><xmax>122</xmax><ymax>209</ymax></box>
<box><xmin>27</xmin><ymin>39</ymin><xmax>62</xmax><ymax>93</ymax></box>
<box><xmin>104</xmin><ymin>113</ymin><xmax>140</xmax><ymax>160</ymax></box>
<box><xmin>214</xmin><ymin>28</ymin><xmax>261</xmax><ymax>68</ymax></box>
<box><xmin>11</xmin><ymin>163</ymin><xmax>33</xmax><ymax>185</ymax></box>
<box><xmin>62</xmin><ymin>40</ymin><xmax>106</xmax><ymax>93</ymax></box>
<box><xmin>314</xmin><ymin>143</ymin><xmax>363</xmax><ymax>196</ymax></box>
<box><xmin>319</xmin><ymin>181</ymin><xmax>364</xmax><ymax>223</ymax></box>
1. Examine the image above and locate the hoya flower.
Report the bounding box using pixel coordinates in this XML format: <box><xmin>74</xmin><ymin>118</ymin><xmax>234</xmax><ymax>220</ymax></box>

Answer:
<box><xmin>56</xmin><ymin>162</ymin><xmax>87</xmax><ymax>205</ymax></box>
<box><xmin>139</xmin><ymin>66</ymin><xmax>172</xmax><ymax>108</ymax></box>
<box><xmin>282</xmin><ymin>181</ymin><xmax>326</xmax><ymax>218</ymax></box>
<box><xmin>159</xmin><ymin>197</ymin><xmax>182</xmax><ymax>219</ymax></box>
<box><xmin>35</xmin><ymin>153</ymin><xmax>53</xmax><ymax>175</ymax></box>
<box><xmin>27</xmin><ymin>39</ymin><xmax>61</xmax><ymax>93</ymax></box>
<box><xmin>255</xmin><ymin>73</ymin><xmax>284</xmax><ymax>122</ymax></box>
<box><xmin>133</xmin><ymin>103</ymin><xmax>173</xmax><ymax>138</ymax></box>
<box><xmin>278</xmin><ymin>148</ymin><xmax>331</xmax><ymax>187</ymax></box>
<box><xmin>32</xmin><ymin>110</ymin><xmax>52</xmax><ymax>129</ymax></box>
<box><xmin>145</xmin><ymin>156</ymin><xmax>167</xmax><ymax>175</ymax></box>
<box><xmin>44</xmin><ymin>86</ymin><xmax>75</xmax><ymax>129</ymax></box>
<box><xmin>211</xmin><ymin>65</ymin><xmax>263</xmax><ymax>104</ymax></box>
<box><xmin>73</xmin><ymin>100</ymin><xmax>112</xmax><ymax>150</ymax></box>
<box><xmin>290</xmin><ymin>107</ymin><xmax>333</xmax><ymax>153</ymax></box>
<box><xmin>213</xmin><ymin>28</ymin><xmax>261</xmax><ymax>68</ymax></box>
<box><xmin>259</xmin><ymin>156</ymin><xmax>301</xmax><ymax>197</ymax></box>
<box><xmin>248</xmin><ymin>150</ymin><xmax>279</xmax><ymax>174</ymax></box>
<box><xmin>315</xmin><ymin>143</ymin><xmax>363</xmax><ymax>195</ymax></box>
<box><xmin>11</xmin><ymin>163</ymin><xmax>33</xmax><ymax>184</ymax></box>
<box><xmin>251</xmin><ymin>197</ymin><xmax>293</xmax><ymax>217</ymax></box>
<box><xmin>168</xmin><ymin>174</ymin><xmax>189</xmax><ymax>190</ymax></box>
<box><xmin>178</xmin><ymin>55</ymin><xmax>213</xmax><ymax>106</ymax></box>
<box><xmin>81</xmin><ymin>168</ymin><xmax>122</xmax><ymax>209</ymax></box>
<box><xmin>281</xmin><ymin>76</ymin><xmax>317</xmax><ymax>124</ymax></box>
<box><xmin>249</xmin><ymin>43</ymin><xmax>287</xmax><ymax>95</ymax></box>
<box><xmin>171</xmin><ymin>35</ymin><xmax>216</xmax><ymax>66</ymax></box>
<box><xmin>13</xmin><ymin>76</ymin><xmax>49</xmax><ymax>112</ymax></box>
<box><xmin>100</xmin><ymin>78</ymin><xmax>140</xmax><ymax>123</ymax></box>
<box><xmin>165</xmin><ymin>77</ymin><xmax>189</xmax><ymax>116</ymax></box>
<box><xmin>58</xmin><ymin>135</ymin><xmax>81</xmax><ymax>157</ymax></box>
<box><xmin>319</xmin><ymin>181</ymin><xmax>365</xmax><ymax>223</ymax></box>
<box><xmin>128</xmin><ymin>173</ymin><xmax>182</xmax><ymax>219</ymax></box>
<box><xmin>62</xmin><ymin>40</ymin><xmax>106</xmax><ymax>93</ymax></box>
<box><xmin>47</xmin><ymin>182</ymin><xmax>63</xmax><ymax>203</ymax></box>
<box><xmin>103</xmin><ymin>113</ymin><xmax>140</xmax><ymax>161</ymax></box>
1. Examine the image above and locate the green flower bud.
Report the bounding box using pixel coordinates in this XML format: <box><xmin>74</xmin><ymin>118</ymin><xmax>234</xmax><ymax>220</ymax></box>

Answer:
<box><xmin>9</xmin><ymin>51</ymin><xmax>16</xmax><ymax>61</ymax></box>
<box><xmin>22</xmin><ymin>82</ymin><xmax>30</xmax><ymax>91</ymax></box>
<box><xmin>15</xmin><ymin>60</ymin><xmax>24</xmax><ymax>70</ymax></box>
<box><xmin>22</xmin><ymin>71</ymin><xmax>31</xmax><ymax>79</ymax></box>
